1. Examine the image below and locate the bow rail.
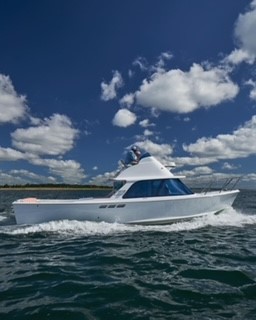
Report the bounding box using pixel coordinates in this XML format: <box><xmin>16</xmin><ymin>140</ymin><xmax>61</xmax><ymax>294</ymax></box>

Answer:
<box><xmin>200</xmin><ymin>176</ymin><xmax>241</xmax><ymax>194</ymax></box>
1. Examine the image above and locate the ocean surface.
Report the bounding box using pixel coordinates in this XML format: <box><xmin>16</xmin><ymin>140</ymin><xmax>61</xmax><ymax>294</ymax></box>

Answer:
<box><xmin>0</xmin><ymin>189</ymin><xmax>256</xmax><ymax>320</ymax></box>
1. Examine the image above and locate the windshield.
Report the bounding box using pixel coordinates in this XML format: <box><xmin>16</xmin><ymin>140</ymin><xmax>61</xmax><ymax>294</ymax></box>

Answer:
<box><xmin>108</xmin><ymin>180</ymin><xmax>126</xmax><ymax>197</ymax></box>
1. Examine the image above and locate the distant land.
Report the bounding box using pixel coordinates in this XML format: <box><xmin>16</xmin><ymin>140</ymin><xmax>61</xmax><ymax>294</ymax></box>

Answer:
<box><xmin>0</xmin><ymin>184</ymin><xmax>112</xmax><ymax>190</ymax></box>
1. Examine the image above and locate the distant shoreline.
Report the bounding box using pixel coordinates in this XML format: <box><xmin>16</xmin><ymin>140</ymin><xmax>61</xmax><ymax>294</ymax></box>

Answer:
<box><xmin>0</xmin><ymin>187</ymin><xmax>111</xmax><ymax>191</ymax></box>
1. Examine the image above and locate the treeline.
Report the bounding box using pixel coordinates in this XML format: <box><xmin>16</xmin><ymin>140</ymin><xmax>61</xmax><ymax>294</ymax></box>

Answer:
<box><xmin>0</xmin><ymin>183</ymin><xmax>111</xmax><ymax>189</ymax></box>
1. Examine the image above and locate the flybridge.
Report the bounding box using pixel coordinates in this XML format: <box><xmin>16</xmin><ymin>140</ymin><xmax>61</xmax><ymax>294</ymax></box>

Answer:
<box><xmin>115</xmin><ymin>154</ymin><xmax>184</xmax><ymax>182</ymax></box>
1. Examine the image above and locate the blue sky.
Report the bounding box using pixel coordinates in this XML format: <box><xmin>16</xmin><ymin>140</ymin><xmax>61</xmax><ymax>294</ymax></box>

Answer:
<box><xmin>0</xmin><ymin>0</ymin><xmax>256</xmax><ymax>187</ymax></box>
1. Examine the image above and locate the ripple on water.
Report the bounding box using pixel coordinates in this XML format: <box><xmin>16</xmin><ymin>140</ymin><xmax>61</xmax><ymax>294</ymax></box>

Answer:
<box><xmin>1</xmin><ymin>193</ymin><xmax>256</xmax><ymax>319</ymax></box>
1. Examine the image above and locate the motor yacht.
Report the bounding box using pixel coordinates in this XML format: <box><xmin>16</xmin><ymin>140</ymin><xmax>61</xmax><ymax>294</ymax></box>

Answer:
<box><xmin>13</xmin><ymin>154</ymin><xmax>239</xmax><ymax>225</ymax></box>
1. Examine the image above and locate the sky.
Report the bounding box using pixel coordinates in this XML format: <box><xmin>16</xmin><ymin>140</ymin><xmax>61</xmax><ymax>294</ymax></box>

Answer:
<box><xmin>0</xmin><ymin>0</ymin><xmax>256</xmax><ymax>188</ymax></box>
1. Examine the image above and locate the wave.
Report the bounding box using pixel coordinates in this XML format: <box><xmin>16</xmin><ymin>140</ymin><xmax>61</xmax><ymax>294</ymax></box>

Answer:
<box><xmin>1</xmin><ymin>208</ymin><xmax>256</xmax><ymax>237</ymax></box>
<box><xmin>0</xmin><ymin>215</ymin><xmax>7</xmax><ymax>222</ymax></box>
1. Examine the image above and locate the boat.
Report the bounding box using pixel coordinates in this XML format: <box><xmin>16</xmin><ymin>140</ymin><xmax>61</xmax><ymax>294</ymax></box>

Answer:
<box><xmin>12</xmin><ymin>153</ymin><xmax>240</xmax><ymax>225</ymax></box>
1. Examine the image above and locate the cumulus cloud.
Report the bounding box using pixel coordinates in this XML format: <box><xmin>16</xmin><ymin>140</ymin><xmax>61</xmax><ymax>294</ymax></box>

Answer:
<box><xmin>0</xmin><ymin>147</ymin><xmax>25</xmax><ymax>161</ymax></box>
<box><xmin>135</xmin><ymin>139</ymin><xmax>173</xmax><ymax>164</ymax></box>
<box><xmin>136</xmin><ymin>63</ymin><xmax>239</xmax><ymax>113</ymax></box>
<box><xmin>183</xmin><ymin>115</ymin><xmax>256</xmax><ymax>160</ymax></box>
<box><xmin>0</xmin><ymin>74</ymin><xmax>28</xmax><ymax>124</ymax></box>
<box><xmin>100</xmin><ymin>71</ymin><xmax>123</xmax><ymax>101</ymax></box>
<box><xmin>224</xmin><ymin>1</ymin><xmax>256</xmax><ymax>64</ymax></box>
<box><xmin>89</xmin><ymin>170</ymin><xmax>117</xmax><ymax>186</ymax></box>
<box><xmin>0</xmin><ymin>171</ymin><xmax>29</xmax><ymax>185</ymax></box>
<box><xmin>112</xmin><ymin>109</ymin><xmax>137</xmax><ymax>127</ymax></box>
<box><xmin>177</xmin><ymin>166</ymin><xmax>214</xmax><ymax>177</ymax></box>
<box><xmin>234</xmin><ymin>0</ymin><xmax>256</xmax><ymax>61</ymax></box>
<box><xmin>173</xmin><ymin>156</ymin><xmax>218</xmax><ymax>168</ymax></box>
<box><xmin>0</xmin><ymin>169</ymin><xmax>57</xmax><ymax>185</ymax></box>
<box><xmin>119</xmin><ymin>93</ymin><xmax>135</xmax><ymax>107</ymax></box>
<box><xmin>224</xmin><ymin>48</ymin><xmax>255</xmax><ymax>65</ymax></box>
<box><xmin>1</xmin><ymin>153</ymin><xmax>87</xmax><ymax>184</ymax></box>
<box><xmin>30</xmin><ymin>158</ymin><xmax>86</xmax><ymax>184</ymax></box>
<box><xmin>11</xmin><ymin>113</ymin><xmax>79</xmax><ymax>156</ymax></box>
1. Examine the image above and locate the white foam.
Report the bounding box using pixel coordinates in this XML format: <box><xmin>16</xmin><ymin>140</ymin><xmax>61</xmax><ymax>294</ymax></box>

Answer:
<box><xmin>1</xmin><ymin>208</ymin><xmax>256</xmax><ymax>236</ymax></box>
<box><xmin>0</xmin><ymin>215</ymin><xmax>7</xmax><ymax>222</ymax></box>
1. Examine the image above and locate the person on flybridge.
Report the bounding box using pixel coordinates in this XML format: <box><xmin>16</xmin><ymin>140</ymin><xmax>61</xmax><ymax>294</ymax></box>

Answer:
<box><xmin>124</xmin><ymin>145</ymin><xmax>141</xmax><ymax>166</ymax></box>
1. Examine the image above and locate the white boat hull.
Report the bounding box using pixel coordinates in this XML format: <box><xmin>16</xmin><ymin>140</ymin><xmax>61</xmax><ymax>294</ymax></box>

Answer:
<box><xmin>13</xmin><ymin>190</ymin><xmax>239</xmax><ymax>225</ymax></box>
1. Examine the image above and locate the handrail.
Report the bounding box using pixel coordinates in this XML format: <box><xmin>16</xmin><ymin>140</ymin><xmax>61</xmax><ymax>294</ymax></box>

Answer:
<box><xmin>200</xmin><ymin>176</ymin><xmax>241</xmax><ymax>194</ymax></box>
<box><xmin>220</xmin><ymin>176</ymin><xmax>241</xmax><ymax>192</ymax></box>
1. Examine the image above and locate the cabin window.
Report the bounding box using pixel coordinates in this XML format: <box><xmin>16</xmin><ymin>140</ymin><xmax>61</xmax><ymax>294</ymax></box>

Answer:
<box><xmin>123</xmin><ymin>179</ymin><xmax>193</xmax><ymax>198</ymax></box>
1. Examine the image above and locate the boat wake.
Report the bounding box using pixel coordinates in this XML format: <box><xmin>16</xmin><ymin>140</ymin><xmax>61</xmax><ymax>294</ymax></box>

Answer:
<box><xmin>1</xmin><ymin>208</ymin><xmax>256</xmax><ymax>236</ymax></box>
<box><xmin>0</xmin><ymin>215</ymin><xmax>7</xmax><ymax>222</ymax></box>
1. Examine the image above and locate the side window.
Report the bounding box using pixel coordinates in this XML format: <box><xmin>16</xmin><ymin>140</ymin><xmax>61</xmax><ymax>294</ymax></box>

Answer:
<box><xmin>123</xmin><ymin>179</ymin><xmax>193</xmax><ymax>198</ymax></box>
<box><xmin>123</xmin><ymin>181</ymin><xmax>149</xmax><ymax>198</ymax></box>
<box><xmin>123</xmin><ymin>180</ymin><xmax>171</xmax><ymax>198</ymax></box>
<box><xmin>151</xmin><ymin>180</ymin><xmax>170</xmax><ymax>196</ymax></box>
<box><xmin>165</xmin><ymin>179</ymin><xmax>193</xmax><ymax>195</ymax></box>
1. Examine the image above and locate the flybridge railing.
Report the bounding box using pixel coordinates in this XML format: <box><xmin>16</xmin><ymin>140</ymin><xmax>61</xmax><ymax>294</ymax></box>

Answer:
<box><xmin>200</xmin><ymin>176</ymin><xmax>241</xmax><ymax>194</ymax></box>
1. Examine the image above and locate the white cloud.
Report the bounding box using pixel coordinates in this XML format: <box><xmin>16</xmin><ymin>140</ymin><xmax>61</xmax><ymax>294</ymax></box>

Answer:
<box><xmin>245</xmin><ymin>79</ymin><xmax>256</xmax><ymax>100</ymax></box>
<box><xmin>243</xmin><ymin>173</ymin><xmax>256</xmax><ymax>184</ymax></box>
<box><xmin>11</xmin><ymin>113</ymin><xmax>79</xmax><ymax>156</ymax></box>
<box><xmin>224</xmin><ymin>48</ymin><xmax>255</xmax><ymax>65</ymax></box>
<box><xmin>112</xmin><ymin>109</ymin><xmax>137</xmax><ymax>127</ymax></box>
<box><xmin>29</xmin><ymin>116</ymin><xmax>42</xmax><ymax>125</ymax></box>
<box><xmin>89</xmin><ymin>170</ymin><xmax>117</xmax><ymax>186</ymax></box>
<box><xmin>128</xmin><ymin>69</ymin><xmax>134</xmax><ymax>78</ymax></box>
<box><xmin>136</xmin><ymin>139</ymin><xmax>173</xmax><ymax>164</ymax></box>
<box><xmin>31</xmin><ymin>158</ymin><xmax>86</xmax><ymax>184</ymax></box>
<box><xmin>234</xmin><ymin>0</ymin><xmax>256</xmax><ymax>62</ymax></box>
<box><xmin>100</xmin><ymin>70</ymin><xmax>123</xmax><ymax>101</ymax></box>
<box><xmin>177</xmin><ymin>166</ymin><xmax>214</xmax><ymax>177</ymax></box>
<box><xmin>222</xmin><ymin>162</ymin><xmax>238</xmax><ymax>170</ymax></box>
<box><xmin>11</xmin><ymin>169</ymin><xmax>56</xmax><ymax>183</ymax></box>
<box><xmin>152</xmin><ymin>51</ymin><xmax>173</xmax><ymax>73</ymax></box>
<box><xmin>183</xmin><ymin>115</ymin><xmax>256</xmax><ymax>160</ymax></box>
<box><xmin>143</xmin><ymin>129</ymin><xmax>154</xmax><ymax>136</ymax></box>
<box><xmin>173</xmin><ymin>156</ymin><xmax>218</xmax><ymax>168</ymax></box>
<box><xmin>139</xmin><ymin>119</ymin><xmax>155</xmax><ymax>128</ymax></box>
<box><xmin>0</xmin><ymin>169</ymin><xmax>56</xmax><ymax>185</ymax></box>
<box><xmin>133</xmin><ymin>52</ymin><xmax>173</xmax><ymax>74</ymax></box>
<box><xmin>136</xmin><ymin>63</ymin><xmax>239</xmax><ymax>113</ymax></box>
<box><xmin>119</xmin><ymin>93</ymin><xmax>135</xmax><ymax>107</ymax></box>
<box><xmin>0</xmin><ymin>171</ymin><xmax>28</xmax><ymax>185</ymax></box>
<box><xmin>223</xmin><ymin>1</ymin><xmax>256</xmax><ymax>65</ymax></box>
<box><xmin>0</xmin><ymin>74</ymin><xmax>28</xmax><ymax>124</ymax></box>
<box><xmin>0</xmin><ymin>147</ymin><xmax>25</xmax><ymax>161</ymax></box>
<box><xmin>132</xmin><ymin>57</ymin><xmax>148</xmax><ymax>71</ymax></box>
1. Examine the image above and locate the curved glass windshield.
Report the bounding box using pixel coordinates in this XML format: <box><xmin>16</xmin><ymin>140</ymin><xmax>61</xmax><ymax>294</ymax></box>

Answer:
<box><xmin>108</xmin><ymin>180</ymin><xmax>126</xmax><ymax>197</ymax></box>
<box><xmin>123</xmin><ymin>179</ymin><xmax>193</xmax><ymax>198</ymax></box>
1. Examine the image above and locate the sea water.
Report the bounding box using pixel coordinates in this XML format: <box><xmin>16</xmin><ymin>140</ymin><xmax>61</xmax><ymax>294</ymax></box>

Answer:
<box><xmin>0</xmin><ymin>189</ymin><xmax>256</xmax><ymax>319</ymax></box>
